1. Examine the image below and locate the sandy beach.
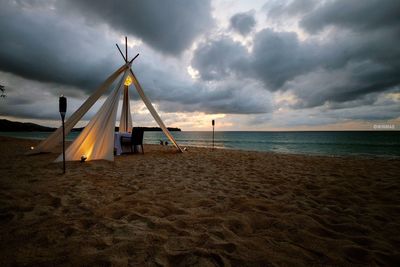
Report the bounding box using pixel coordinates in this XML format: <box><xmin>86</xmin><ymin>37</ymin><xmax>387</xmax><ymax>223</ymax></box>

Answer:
<box><xmin>0</xmin><ymin>136</ymin><xmax>399</xmax><ymax>266</ymax></box>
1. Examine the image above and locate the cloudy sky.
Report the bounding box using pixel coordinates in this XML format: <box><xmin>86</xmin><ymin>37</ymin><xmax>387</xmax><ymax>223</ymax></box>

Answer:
<box><xmin>0</xmin><ymin>0</ymin><xmax>399</xmax><ymax>130</ymax></box>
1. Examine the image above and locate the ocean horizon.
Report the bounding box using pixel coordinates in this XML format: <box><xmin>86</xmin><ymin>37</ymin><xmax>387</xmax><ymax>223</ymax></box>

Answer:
<box><xmin>1</xmin><ymin>130</ymin><xmax>399</xmax><ymax>158</ymax></box>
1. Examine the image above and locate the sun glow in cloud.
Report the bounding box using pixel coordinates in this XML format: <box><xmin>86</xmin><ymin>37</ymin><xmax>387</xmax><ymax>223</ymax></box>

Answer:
<box><xmin>274</xmin><ymin>91</ymin><xmax>299</xmax><ymax>106</ymax></box>
<box><xmin>120</xmin><ymin>100</ymin><xmax>229</xmax><ymax>130</ymax></box>
<box><xmin>173</xmin><ymin>112</ymin><xmax>228</xmax><ymax>130</ymax></box>
<box><xmin>187</xmin><ymin>66</ymin><xmax>200</xmax><ymax>79</ymax></box>
<box><xmin>119</xmin><ymin>36</ymin><xmax>142</xmax><ymax>48</ymax></box>
<box><xmin>386</xmin><ymin>92</ymin><xmax>400</xmax><ymax>102</ymax></box>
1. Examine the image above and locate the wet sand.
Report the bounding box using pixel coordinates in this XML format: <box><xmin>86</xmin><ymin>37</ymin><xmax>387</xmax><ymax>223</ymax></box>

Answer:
<box><xmin>0</xmin><ymin>136</ymin><xmax>399</xmax><ymax>266</ymax></box>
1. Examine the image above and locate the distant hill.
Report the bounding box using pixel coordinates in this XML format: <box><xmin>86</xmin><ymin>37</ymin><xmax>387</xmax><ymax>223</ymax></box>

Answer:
<box><xmin>0</xmin><ymin>119</ymin><xmax>181</xmax><ymax>132</ymax></box>
<box><xmin>0</xmin><ymin>119</ymin><xmax>56</xmax><ymax>132</ymax></box>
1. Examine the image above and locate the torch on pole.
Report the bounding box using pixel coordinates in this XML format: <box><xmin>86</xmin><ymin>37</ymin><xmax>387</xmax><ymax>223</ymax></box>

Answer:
<box><xmin>59</xmin><ymin>95</ymin><xmax>67</xmax><ymax>174</ymax></box>
<box><xmin>212</xmin><ymin>119</ymin><xmax>215</xmax><ymax>151</ymax></box>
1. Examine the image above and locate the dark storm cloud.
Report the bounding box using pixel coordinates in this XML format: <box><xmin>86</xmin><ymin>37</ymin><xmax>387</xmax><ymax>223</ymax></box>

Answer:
<box><xmin>191</xmin><ymin>37</ymin><xmax>248</xmax><ymax>81</ymax></box>
<box><xmin>230</xmin><ymin>11</ymin><xmax>256</xmax><ymax>35</ymax></box>
<box><xmin>295</xmin><ymin>0</ymin><xmax>400</xmax><ymax>108</ymax></box>
<box><xmin>0</xmin><ymin>71</ymin><xmax>100</xmax><ymax>120</ymax></box>
<box><xmin>0</xmin><ymin>0</ymin><xmax>213</xmax><ymax>93</ymax></box>
<box><xmin>130</xmin><ymin>61</ymin><xmax>271</xmax><ymax>114</ymax></box>
<box><xmin>250</xmin><ymin>29</ymin><xmax>319</xmax><ymax>90</ymax></box>
<box><xmin>288</xmin><ymin>60</ymin><xmax>400</xmax><ymax>109</ymax></box>
<box><xmin>0</xmin><ymin>1</ymin><xmax>119</xmax><ymax>92</ymax></box>
<box><xmin>60</xmin><ymin>0</ymin><xmax>214</xmax><ymax>55</ymax></box>
<box><xmin>326</xmin><ymin>101</ymin><xmax>400</xmax><ymax>121</ymax></box>
<box><xmin>192</xmin><ymin>0</ymin><xmax>400</xmax><ymax>113</ymax></box>
<box><xmin>0</xmin><ymin>0</ymin><xmax>268</xmax><ymax>117</ymax></box>
<box><xmin>300</xmin><ymin>0</ymin><xmax>400</xmax><ymax>34</ymax></box>
<box><xmin>1</xmin><ymin>0</ymin><xmax>399</xmax><ymax>124</ymax></box>
<box><xmin>191</xmin><ymin>28</ymin><xmax>319</xmax><ymax>91</ymax></box>
<box><xmin>158</xmin><ymin>82</ymin><xmax>271</xmax><ymax>115</ymax></box>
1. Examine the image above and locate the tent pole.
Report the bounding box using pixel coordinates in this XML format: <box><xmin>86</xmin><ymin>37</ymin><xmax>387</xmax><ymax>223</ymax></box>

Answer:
<box><xmin>116</xmin><ymin>44</ymin><xmax>127</xmax><ymax>62</ymax></box>
<box><xmin>129</xmin><ymin>53</ymin><xmax>139</xmax><ymax>64</ymax></box>
<box><xmin>125</xmin><ymin>85</ymin><xmax>128</xmax><ymax>132</ymax></box>
<box><xmin>125</xmin><ymin>36</ymin><xmax>128</xmax><ymax>61</ymax></box>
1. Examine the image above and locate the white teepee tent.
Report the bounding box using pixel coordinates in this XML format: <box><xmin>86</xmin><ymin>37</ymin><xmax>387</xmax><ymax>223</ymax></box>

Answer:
<box><xmin>27</xmin><ymin>37</ymin><xmax>182</xmax><ymax>161</ymax></box>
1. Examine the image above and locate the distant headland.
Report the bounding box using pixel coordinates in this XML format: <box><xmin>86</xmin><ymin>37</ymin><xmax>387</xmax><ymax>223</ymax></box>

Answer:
<box><xmin>0</xmin><ymin>119</ymin><xmax>181</xmax><ymax>132</ymax></box>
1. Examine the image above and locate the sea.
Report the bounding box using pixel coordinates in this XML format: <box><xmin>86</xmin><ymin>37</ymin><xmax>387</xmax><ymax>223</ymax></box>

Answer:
<box><xmin>0</xmin><ymin>131</ymin><xmax>399</xmax><ymax>158</ymax></box>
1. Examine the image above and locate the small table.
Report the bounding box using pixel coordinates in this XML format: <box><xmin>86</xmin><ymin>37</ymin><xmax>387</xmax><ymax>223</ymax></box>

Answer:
<box><xmin>114</xmin><ymin>132</ymin><xmax>131</xmax><ymax>155</ymax></box>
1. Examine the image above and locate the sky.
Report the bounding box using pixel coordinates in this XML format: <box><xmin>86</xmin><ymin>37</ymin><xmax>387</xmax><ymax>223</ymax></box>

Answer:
<box><xmin>0</xmin><ymin>0</ymin><xmax>399</xmax><ymax>131</ymax></box>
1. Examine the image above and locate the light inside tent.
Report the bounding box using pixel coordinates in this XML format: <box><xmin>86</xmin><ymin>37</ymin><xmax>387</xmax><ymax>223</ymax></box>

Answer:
<box><xmin>124</xmin><ymin>75</ymin><xmax>132</xmax><ymax>86</ymax></box>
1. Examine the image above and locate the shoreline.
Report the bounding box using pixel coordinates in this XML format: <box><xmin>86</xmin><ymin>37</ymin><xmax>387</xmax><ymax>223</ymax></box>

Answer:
<box><xmin>1</xmin><ymin>136</ymin><xmax>399</xmax><ymax>266</ymax></box>
<box><xmin>1</xmin><ymin>133</ymin><xmax>399</xmax><ymax>160</ymax></box>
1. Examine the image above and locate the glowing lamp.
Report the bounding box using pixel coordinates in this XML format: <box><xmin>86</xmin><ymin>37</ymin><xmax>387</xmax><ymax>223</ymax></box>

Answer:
<box><xmin>30</xmin><ymin>146</ymin><xmax>34</xmax><ymax>150</ymax></box>
<box><xmin>124</xmin><ymin>75</ymin><xmax>132</xmax><ymax>86</ymax></box>
<box><xmin>80</xmin><ymin>155</ymin><xmax>87</xmax><ymax>163</ymax></box>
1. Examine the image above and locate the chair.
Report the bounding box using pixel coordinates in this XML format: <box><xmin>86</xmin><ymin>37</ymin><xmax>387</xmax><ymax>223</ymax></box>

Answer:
<box><xmin>120</xmin><ymin>128</ymin><xmax>144</xmax><ymax>154</ymax></box>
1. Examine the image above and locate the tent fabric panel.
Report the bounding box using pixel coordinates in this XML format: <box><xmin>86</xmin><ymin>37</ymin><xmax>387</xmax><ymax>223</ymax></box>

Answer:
<box><xmin>55</xmin><ymin>69</ymin><xmax>130</xmax><ymax>162</ymax></box>
<box><xmin>26</xmin><ymin>63</ymin><xmax>129</xmax><ymax>155</ymax></box>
